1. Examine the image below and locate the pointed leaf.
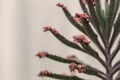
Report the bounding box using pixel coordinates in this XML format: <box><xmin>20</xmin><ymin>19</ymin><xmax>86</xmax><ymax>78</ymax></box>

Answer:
<box><xmin>45</xmin><ymin>53</ymin><xmax>105</xmax><ymax>77</ymax></box>
<box><xmin>87</xmin><ymin>0</ymin><xmax>105</xmax><ymax>46</ymax></box>
<box><xmin>50</xmin><ymin>31</ymin><xmax>85</xmax><ymax>52</ymax></box>
<box><xmin>95</xmin><ymin>0</ymin><xmax>105</xmax><ymax>34</ymax></box>
<box><xmin>81</xmin><ymin>18</ymin><xmax>107</xmax><ymax>58</ymax></box>
<box><xmin>60</xmin><ymin>7</ymin><xmax>86</xmax><ymax>34</ymax></box>
<box><xmin>46</xmin><ymin>53</ymin><xmax>82</xmax><ymax>64</ymax></box>
<box><xmin>109</xmin><ymin>13</ymin><xmax>120</xmax><ymax>49</ymax></box>
<box><xmin>46</xmin><ymin>73</ymin><xmax>85</xmax><ymax>80</ymax></box>
<box><xmin>106</xmin><ymin>0</ymin><xmax>116</xmax><ymax>39</ymax></box>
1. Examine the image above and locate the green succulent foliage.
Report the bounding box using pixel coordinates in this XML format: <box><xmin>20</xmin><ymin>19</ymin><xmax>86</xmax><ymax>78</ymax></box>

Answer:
<box><xmin>38</xmin><ymin>0</ymin><xmax>120</xmax><ymax>80</ymax></box>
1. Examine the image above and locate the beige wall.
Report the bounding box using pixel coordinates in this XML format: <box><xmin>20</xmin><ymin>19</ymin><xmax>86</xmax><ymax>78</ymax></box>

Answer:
<box><xmin>0</xmin><ymin>0</ymin><xmax>119</xmax><ymax>80</ymax></box>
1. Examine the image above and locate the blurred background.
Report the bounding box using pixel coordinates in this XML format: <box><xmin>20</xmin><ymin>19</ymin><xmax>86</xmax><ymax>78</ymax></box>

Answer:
<box><xmin>0</xmin><ymin>0</ymin><xmax>119</xmax><ymax>80</ymax></box>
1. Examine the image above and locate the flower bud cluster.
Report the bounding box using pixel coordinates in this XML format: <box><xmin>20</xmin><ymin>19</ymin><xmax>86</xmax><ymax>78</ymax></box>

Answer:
<box><xmin>73</xmin><ymin>34</ymin><xmax>91</xmax><ymax>44</ymax></box>
<box><xmin>69</xmin><ymin>62</ymin><xmax>86</xmax><ymax>73</ymax></box>
<box><xmin>43</xmin><ymin>26</ymin><xmax>59</xmax><ymax>34</ymax></box>
<box><xmin>38</xmin><ymin>70</ymin><xmax>52</xmax><ymax>77</ymax></box>
<box><xmin>35</xmin><ymin>51</ymin><xmax>48</xmax><ymax>58</ymax></box>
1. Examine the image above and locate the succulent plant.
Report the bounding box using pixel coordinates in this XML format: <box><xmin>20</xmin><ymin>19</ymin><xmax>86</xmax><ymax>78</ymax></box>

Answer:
<box><xmin>36</xmin><ymin>0</ymin><xmax>120</xmax><ymax>80</ymax></box>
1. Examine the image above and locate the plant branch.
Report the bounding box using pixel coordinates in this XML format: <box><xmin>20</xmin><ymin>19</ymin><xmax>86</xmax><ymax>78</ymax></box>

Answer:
<box><xmin>79</xmin><ymin>0</ymin><xmax>89</xmax><ymax>14</ymax></box>
<box><xmin>46</xmin><ymin>53</ymin><xmax>82</xmax><ymax>64</ymax></box>
<box><xmin>37</xmin><ymin>52</ymin><xmax>105</xmax><ymax>79</ymax></box>
<box><xmin>49</xmin><ymin>30</ymin><xmax>85</xmax><ymax>52</ymax></box>
<box><xmin>95</xmin><ymin>0</ymin><xmax>105</xmax><ymax>35</ymax></box>
<box><xmin>58</xmin><ymin>4</ymin><xmax>86</xmax><ymax>34</ymax></box>
<box><xmin>115</xmin><ymin>71</ymin><xmax>120</xmax><ymax>80</ymax></box>
<box><xmin>81</xmin><ymin>18</ymin><xmax>107</xmax><ymax>59</ymax></box>
<box><xmin>109</xmin><ymin>40</ymin><xmax>120</xmax><ymax>64</ymax></box>
<box><xmin>79</xmin><ymin>0</ymin><xmax>97</xmax><ymax>34</ymax></box>
<box><xmin>112</xmin><ymin>60</ymin><xmax>120</xmax><ymax>76</ymax></box>
<box><xmin>38</xmin><ymin>72</ymin><xmax>85</xmax><ymax>80</ymax></box>
<box><xmin>109</xmin><ymin>12</ymin><xmax>120</xmax><ymax>50</ymax></box>
<box><xmin>110</xmin><ymin>0</ymin><xmax>120</xmax><ymax>28</ymax></box>
<box><xmin>106</xmin><ymin>0</ymin><xmax>116</xmax><ymax>40</ymax></box>
<box><xmin>87</xmin><ymin>0</ymin><xmax>106</xmax><ymax>47</ymax></box>
<box><xmin>78</xmin><ymin>39</ymin><xmax>107</xmax><ymax>70</ymax></box>
<box><xmin>40</xmin><ymin>53</ymin><xmax>105</xmax><ymax>76</ymax></box>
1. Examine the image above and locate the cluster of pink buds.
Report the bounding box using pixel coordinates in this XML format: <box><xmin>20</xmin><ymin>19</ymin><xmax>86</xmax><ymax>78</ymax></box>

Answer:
<box><xmin>82</xmin><ymin>0</ymin><xmax>96</xmax><ymax>6</ymax></box>
<box><xmin>43</xmin><ymin>26</ymin><xmax>59</xmax><ymax>34</ymax></box>
<box><xmin>73</xmin><ymin>34</ymin><xmax>91</xmax><ymax>44</ymax></box>
<box><xmin>73</xmin><ymin>35</ymin><xmax>80</xmax><ymax>43</ymax></box>
<box><xmin>69</xmin><ymin>62</ymin><xmax>86</xmax><ymax>73</ymax></box>
<box><xmin>69</xmin><ymin>62</ymin><xmax>77</xmax><ymax>72</ymax></box>
<box><xmin>79</xmin><ymin>34</ymin><xmax>91</xmax><ymax>44</ymax></box>
<box><xmin>35</xmin><ymin>51</ymin><xmax>48</xmax><ymax>58</ymax></box>
<box><xmin>38</xmin><ymin>70</ymin><xmax>52</xmax><ymax>77</ymax></box>
<box><xmin>74</xmin><ymin>13</ymin><xmax>89</xmax><ymax>23</ymax></box>
<box><xmin>75</xmin><ymin>13</ymin><xmax>89</xmax><ymax>19</ymax></box>
<box><xmin>77</xmin><ymin>64</ymin><xmax>86</xmax><ymax>73</ymax></box>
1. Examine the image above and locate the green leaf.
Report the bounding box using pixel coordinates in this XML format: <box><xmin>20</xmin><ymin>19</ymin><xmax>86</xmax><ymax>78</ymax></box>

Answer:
<box><xmin>50</xmin><ymin>31</ymin><xmax>85</xmax><ymax>52</ymax></box>
<box><xmin>109</xmin><ymin>13</ymin><xmax>120</xmax><ymax>49</ymax></box>
<box><xmin>78</xmin><ymin>40</ymin><xmax>99</xmax><ymax>58</ymax></box>
<box><xmin>101</xmin><ymin>10</ymin><xmax>106</xmax><ymax>31</ymax></box>
<box><xmin>87</xmin><ymin>0</ymin><xmax>105</xmax><ymax>46</ymax></box>
<box><xmin>46</xmin><ymin>73</ymin><xmax>85</xmax><ymax>80</ymax></box>
<box><xmin>106</xmin><ymin>0</ymin><xmax>116</xmax><ymax>39</ymax></box>
<box><xmin>44</xmin><ymin>53</ymin><xmax>105</xmax><ymax>77</ymax></box>
<box><xmin>61</xmin><ymin>7</ymin><xmax>86</xmax><ymax>34</ymax></box>
<box><xmin>104</xmin><ymin>1</ymin><xmax>109</xmax><ymax>31</ymax></box>
<box><xmin>95</xmin><ymin>0</ymin><xmax>105</xmax><ymax>34</ymax></box>
<box><xmin>77</xmin><ymin>39</ymin><xmax>107</xmax><ymax>70</ymax></box>
<box><xmin>111</xmin><ymin>0</ymin><xmax>120</xmax><ymax>27</ymax></box>
<box><xmin>87</xmin><ymin>0</ymin><xmax>101</xmax><ymax>33</ymax></box>
<box><xmin>46</xmin><ymin>53</ymin><xmax>82</xmax><ymax>64</ymax></box>
<box><xmin>109</xmin><ymin>40</ymin><xmax>120</xmax><ymax>63</ymax></box>
<box><xmin>79</xmin><ymin>0</ymin><xmax>89</xmax><ymax>14</ymax></box>
<box><xmin>81</xmin><ymin>19</ymin><xmax>107</xmax><ymax>59</ymax></box>
<box><xmin>79</xmin><ymin>0</ymin><xmax>97</xmax><ymax>32</ymax></box>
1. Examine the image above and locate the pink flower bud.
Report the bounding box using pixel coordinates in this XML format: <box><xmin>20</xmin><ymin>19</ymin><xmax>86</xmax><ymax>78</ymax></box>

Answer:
<box><xmin>56</xmin><ymin>3</ymin><xmax>64</xmax><ymax>8</ymax></box>
<box><xmin>51</xmin><ymin>28</ymin><xmax>59</xmax><ymax>34</ymax></box>
<box><xmin>73</xmin><ymin>35</ymin><xmax>79</xmax><ymax>41</ymax></box>
<box><xmin>72</xmin><ymin>34</ymin><xmax>90</xmax><ymax>44</ymax></box>
<box><xmin>80</xmin><ymin>13</ymin><xmax>89</xmax><ymax>19</ymax></box>
<box><xmin>56</xmin><ymin>3</ymin><xmax>64</xmax><ymax>7</ymax></box>
<box><xmin>79</xmin><ymin>34</ymin><xmax>90</xmax><ymax>44</ymax></box>
<box><xmin>69</xmin><ymin>62</ymin><xmax>77</xmax><ymax>72</ymax></box>
<box><xmin>72</xmin><ymin>35</ymin><xmax>79</xmax><ymax>43</ymax></box>
<box><xmin>83</xmin><ymin>39</ymin><xmax>91</xmax><ymax>44</ymax></box>
<box><xmin>35</xmin><ymin>51</ymin><xmax>48</xmax><ymax>58</ymax></box>
<box><xmin>43</xmin><ymin>26</ymin><xmax>51</xmax><ymax>32</ymax></box>
<box><xmin>74</xmin><ymin>13</ymin><xmax>89</xmax><ymax>23</ymax></box>
<box><xmin>38</xmin><ymin>70</ymin><xmax>52</xmax><ymax>77</ymax></box>
<box><xmin>79</xmin><ymin>34</ymin><xmax>87</xmax><ymax>40</ymax></box>
<box><xmin>69</xmin><ymin>62</ymin><xmax>86</xmax><ymax>73</ymax></box>
<box><xmin>77</xmin><ymin>64</ymin><xmax>86</xmax><ymax>73</ymax></box>
<box><xmin>74</xmin><ymin>17</ymin><xmax>82</xmax><ymax>23</ymax></box>
<box><xmin>43</xmin><ymin>26</ymin><xmax>59</xmax><ymax>35</ymax></box>
<box><xmin>56</xmin><ymin>3</ymin><xmax>68</xmax><ymax>11</ymax></box>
